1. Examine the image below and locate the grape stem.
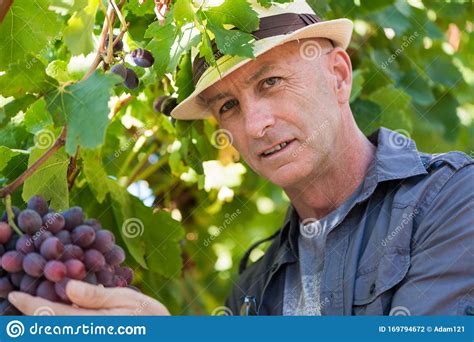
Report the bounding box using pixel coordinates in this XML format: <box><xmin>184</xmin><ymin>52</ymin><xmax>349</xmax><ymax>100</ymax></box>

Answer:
<box><xmin>0</xmin><ymin>127</ymin><xmax>67</xmax><ymax>198</ymax></box>
<box><xmin>4</xmin><ymin>195</ymin><xmax>23</xmax><ymax>236</ymax></box>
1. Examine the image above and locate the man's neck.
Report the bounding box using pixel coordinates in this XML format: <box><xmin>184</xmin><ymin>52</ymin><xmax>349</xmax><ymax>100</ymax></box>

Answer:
<box><xmin>284</xmin><ymin>126</ymin><xmax>376</xmax><ymax>221</ymax></box>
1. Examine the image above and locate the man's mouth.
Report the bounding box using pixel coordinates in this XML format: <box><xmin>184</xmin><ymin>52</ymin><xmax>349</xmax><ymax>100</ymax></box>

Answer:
<box><xmin>260</xmin><ymin>139</ymin><xmax>296</xmax><ymax>158</ymax></box>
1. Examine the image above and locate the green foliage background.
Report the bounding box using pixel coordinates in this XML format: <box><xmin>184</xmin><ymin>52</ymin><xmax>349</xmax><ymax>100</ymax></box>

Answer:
<box><xmin>0</xmin><ymin>0</ymin><xmax>472</xmax><ymax>314</ymax></box>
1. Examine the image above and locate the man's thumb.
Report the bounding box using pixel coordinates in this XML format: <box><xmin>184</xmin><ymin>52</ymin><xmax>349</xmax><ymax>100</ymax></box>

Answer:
<box><xmin>66</xmin><ymin>279</ymin><xmax>126</xmax><ymax>309</ymax></box>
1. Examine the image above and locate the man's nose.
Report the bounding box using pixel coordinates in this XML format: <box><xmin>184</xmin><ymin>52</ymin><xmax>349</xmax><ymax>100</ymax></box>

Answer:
<box><xmin>243</xmin><ymin>99</ymin><xmax>276</xmax><ymax>139</ymax></box>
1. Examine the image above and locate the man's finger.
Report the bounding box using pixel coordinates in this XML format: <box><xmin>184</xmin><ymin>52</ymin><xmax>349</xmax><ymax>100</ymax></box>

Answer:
<box><xmin>8</xmin><ymin>292</ymin><xmax>101</xmax><ymax>316</ymax></box>
<box><xmin>66</xmin><ymin>279</ymin><xmax>136</xmax><ymax>309</ymax></box>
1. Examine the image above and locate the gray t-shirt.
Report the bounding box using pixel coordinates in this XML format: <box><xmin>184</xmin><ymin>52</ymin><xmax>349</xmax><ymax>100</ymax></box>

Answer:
<box><xmin>283</xmin><ymin>181</ymin><xmax>365</xmax><ymax>315</ymax></box>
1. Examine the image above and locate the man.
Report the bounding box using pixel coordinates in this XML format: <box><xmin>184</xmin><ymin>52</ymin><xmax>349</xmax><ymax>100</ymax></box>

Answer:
<box><xmin>10</xmin><ymin>0</ymin><xmax>473</xmax><ymax>316</ymax></box>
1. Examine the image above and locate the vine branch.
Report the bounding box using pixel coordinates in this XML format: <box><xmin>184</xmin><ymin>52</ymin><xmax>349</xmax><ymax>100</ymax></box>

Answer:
<box><xmin>0</xmin><ymin>127</ymin><xmax>67</xmax><ymax>198</ymax></box>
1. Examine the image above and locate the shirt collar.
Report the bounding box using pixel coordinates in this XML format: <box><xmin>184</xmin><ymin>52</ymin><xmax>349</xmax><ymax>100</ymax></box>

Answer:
<box><xmin>277</xmin><ymin>127</ymin><xmax>428</xmax><ymax>253</ymax></box>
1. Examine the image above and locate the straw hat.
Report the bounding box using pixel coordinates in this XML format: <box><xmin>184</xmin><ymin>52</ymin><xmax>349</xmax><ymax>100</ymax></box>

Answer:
<box><xmin>171</xmin><ymin>0</ymin><xmax>353</xmax><ymax>120</ymax></box>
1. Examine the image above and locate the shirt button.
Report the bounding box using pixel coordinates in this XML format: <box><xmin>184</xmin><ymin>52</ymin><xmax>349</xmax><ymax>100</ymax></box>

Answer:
<box><xmin>369</xmin><ymin>283</ymin><xmax>376</xmax><ymax>295</ymax></box>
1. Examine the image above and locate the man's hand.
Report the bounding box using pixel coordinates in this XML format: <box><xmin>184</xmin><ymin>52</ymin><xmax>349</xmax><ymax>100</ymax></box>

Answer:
<box><xmin>8</xmin><ymin>280</ymin><xmax>170</xmax><ymax>315</ymax></box>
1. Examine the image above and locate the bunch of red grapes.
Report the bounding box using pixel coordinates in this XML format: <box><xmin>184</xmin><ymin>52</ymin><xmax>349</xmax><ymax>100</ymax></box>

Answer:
<box><xmin>0</xmin><ymin>195</ymin><xmax>134</xmax><ymax>315</ymax></box>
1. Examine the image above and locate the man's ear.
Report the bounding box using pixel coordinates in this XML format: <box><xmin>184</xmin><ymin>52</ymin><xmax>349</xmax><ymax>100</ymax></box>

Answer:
<box><xmin>327</xmin><ymin>48</ymin><xmax>352</xmax><ymax>104</ymax></box>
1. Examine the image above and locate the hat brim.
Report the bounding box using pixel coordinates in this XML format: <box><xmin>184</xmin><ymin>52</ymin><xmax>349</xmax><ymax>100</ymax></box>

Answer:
<box><xmin>171</xmin><ymin>18</ymin><xmax>353</xmax><ymax>120</ymax></box>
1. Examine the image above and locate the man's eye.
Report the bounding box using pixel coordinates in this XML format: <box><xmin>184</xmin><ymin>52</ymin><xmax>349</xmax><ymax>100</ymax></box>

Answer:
<box><xmin>219</xmin><ymin>99</ymin><xmax>238</xmax><ymax>114</ymax></box>
<box><xmin>262</xmin><ymin>77</ymin><xmax>281</xmax><ymax>89</ymax></box>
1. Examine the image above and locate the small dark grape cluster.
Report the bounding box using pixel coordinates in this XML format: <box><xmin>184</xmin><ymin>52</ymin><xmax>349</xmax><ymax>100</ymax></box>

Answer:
<box><xmin>0</xmin><ymin>195</ymin><xmax>134</xmax><ymax>315</ymax></box>
<box><xmin>107</xmin><ymin>35</ymin><xmax>155</xmax><ymax>90</ymax></box>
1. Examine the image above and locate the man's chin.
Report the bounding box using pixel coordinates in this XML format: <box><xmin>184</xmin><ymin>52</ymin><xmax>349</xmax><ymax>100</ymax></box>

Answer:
<box><xmin>264</xmin><ymin>166</ymin><xmax>313</xmax><ymax>189</ymax></box>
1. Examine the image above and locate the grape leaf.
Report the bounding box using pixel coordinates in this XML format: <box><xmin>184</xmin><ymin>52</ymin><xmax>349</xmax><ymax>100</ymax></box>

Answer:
<box><xmin>0</xmin><ymin>59</ymin><xmax>57</xmax><ymax>98</ymax></box>
<box><xmin>0</xmin><ymin>0</ymin><xmax>63</xmax><ymax>68</ymax></box>
<box><xmin>46</xmin><ymin>60</ymin><xmax>72</xmax><ymax>83</ymax></box>
<box><xmin>176</xmin><ymin>52</ymin><xmax>195</xmax><ymax>103</ymax></box>
<box><xmin>206</xmin><ymin>19</ymin><xmax>255</xmax><ymax>58</ymax></box>
<box><xmin>81</xmin><ymin>148</ymin><xmax>109</xmax><ymax>204</ymax></box>
<box><xmin>174</xmin><ymin>0</ymin><xmax>195</xmax><ymax>28</ymax></box>
<box><xmin>45</xmin><ymin>72</ymin><xmax>119</xmax><ymax>155</ymax></box>
<box><xmin>63</xmin><ymin>0</ymin><xmax>100</xmax><ymax>56</ymax></box>
<box><xmin>23</xmin><ymin>99</ymin><xmax>54</xmax><ymax>134</ymax></box>
<box><xmin>350</xmin><ymin>69</ymin><xmax>365</xmax><ymax>103</ymax></box>
<box><xmin>146</xmin><ymin>24</ymin><xmax>178</xmax><ymax>80</ymax></box>
<box><xmin>205</xmin><ymin>0</ymin><xmax>259</xmax><ymax>33</ymax></box>
<box><xmin>138</xmin><ymin>201</ymin><xmax>185</xmax><ymax>278</ymax></box>
<box><xmin>22</xmin><ymin>143</ymin><xmax>69</xmax><ymax>211</ymax></box>
<box><xmin>0</xmin><ymin>146</ymin><xmax>22</xmax><ymax>173</ymax></box>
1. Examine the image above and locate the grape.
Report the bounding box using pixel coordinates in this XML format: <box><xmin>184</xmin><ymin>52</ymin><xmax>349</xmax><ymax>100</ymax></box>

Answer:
<box><xmin>153</xmin><ymin>95</ymin><xmax>168</xmax><ymax>114</ymax></box>
<box><xmin>23</xmin><ymin>252</ymin><xmax>46</xmax><ymax>277</ymax></box>
<box><xmin>0</xmin><ymin>197</ymin><xmax>136</xmax><ymax>312</ymax></box>
<box><xmin>42</xmin><ymin>212</ymin><xmax>65</xmax><ymax>233</ymax></box>
<box><xmin>71</xmin><ymin>225</ymin><xmax>96</xmax><ymax>248</ymax></box>
<box><xmin>20</xmin><ymin>275</ymin><xmax>39</xmax><ymax>296</ymax></box>
<box><xmin>1</xmin><ymin>206</ymin><xmax>20</xmax><ymax>223</ymax></box>
<box><xmin>36</xmin><ymin>280</ymin><xmax>60</xmax><ymax>302</ymax></box>
<box><xmin>16</xmin><ymin>234</ymin><xmax>34</xmax><ymax>254</ymax></box>
<box><xmin>55</xmin><ymin>230</ymin><xmax>71</xmax><ymax>245</ymax></box>
<box><xmin>44</xmin><ymin>260</ymin><xmax>67</xmax><ymax>282</ymax></box>
<box><xmin>110</xmin><ymin>64</ymin><xmax>127</xmax><ymax>81</ymax></box>
<box><xmin>91</xmin><ymin>230</ymin><xmax>115</xmax><ymax>253</ymax></box>
<box><xmin>84</xmin><ymin>272</ymin><xmax>97</xmax><ymax>285</ymax></box>
<box><xmin>131</xmin><ymin>48</ymin><xmax>155</xmax><ymax>68</ymax></box>
<box><xmin>33</xmin><ymin>231</ymin><xmax>53</xmax><ymax>250</ymax></box>
<box><xmin>84</xmin><ymin>249</ymin><xmax>105</xmax><ymax>272</ymax></box>
<box><xmin>54</xmin><ymin>278</ymin><xmax>71</xmax><ymax>303</ymax></box>
<box><xmin>161</xmin><ymin>96</ymin><xmax>178</xmax><ymax>117</ymax></box>
<box><xmin>61</xmin><ymin>244</ymin><xmax>84</xmax><ymax>261</ymax></box>
<box><xmin>17</xmin><ymin>209</ymin><xmax>42</xmax><ymax>235</ymax></box>
<box><xmin>9</xmin><ymin>272</ymin><xmax>24</xmax><ymax>287</ymax></box>
<box><xmin>96</xmin><ymin>265</ymin><xmax>114</xmax><ymax>286</ymax></box>
<box><xmin>0</xmin><ymin>277</ymin><xmax>14</xmax><ymax>298</ymax></box>
<box><xmin>27</xmin><ymin>195</ymin><xmax>49</xmax><ymax>216</ymax></box>
<box><xmin>105</xmin><ymin>34</ymin><xmax>123</xmax><ymax>54</ymax></box>
<box><xmin>1</xmin><ymin>251</ymin><xmax>24</xmax><ymax>272</ymax></box>
<box><xmin>65</xmin><ymin>259</ymin><xmax>86</xmax><ymax>280</ymax></box>
<box><xmin>115</xmin><ymin>266</ymin><xmax>133</xmax><ymax>284</ymax></box>
<box><xmin>123</xmin><ymin>68</ymin><xmax>139</xmax><ymax>89</ymax></box>
<box><xmin>0</xmin><ymin>299</ymin><xmax>21</xmax><ymax>315</ymax></box>
<box><xmin>0</xmin><ymin>222</ymin><xmax>12</xmax><ymax>244</ymax></box>
<box><xmin>84</xmin><ymin>219</ymin><xmax>102</xmax><ymax>231</ymax></box>
<box><xmin>5</xmin><ymin>234</ymin><xmax>19</xmax><ymax>251</ymax></box>
<box><xmin>40</xmin><ymin>237</ymin><xmax>64</xmax><ymax>260</ymax></box>
<box><xmin>113</xmin><ymin>275</ymin><xmax>127</xmax><ymax>287</ymax></box>
<box><xmin>105</xmin><ymin>245</ymin><xmax>125</xmax><ymax>266</ymax></box>
<box><xmin>62</xmin><ymin>207</ymin><xmax>84</xmax><ymax>230</ymax></box>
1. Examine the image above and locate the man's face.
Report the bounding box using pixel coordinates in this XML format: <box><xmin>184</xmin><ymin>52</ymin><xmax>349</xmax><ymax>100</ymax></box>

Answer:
<box><xmin>199</xmin><ymin>39</ymin><xmax>346</xmax><ymax>188</ymax></box>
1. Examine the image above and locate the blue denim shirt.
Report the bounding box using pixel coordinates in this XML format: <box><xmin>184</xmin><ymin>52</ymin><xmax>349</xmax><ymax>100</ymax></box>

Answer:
<box><xmin>226</xmin><ymin>127</ymin><xmax>474</xmax><ymax>315</ymax></box>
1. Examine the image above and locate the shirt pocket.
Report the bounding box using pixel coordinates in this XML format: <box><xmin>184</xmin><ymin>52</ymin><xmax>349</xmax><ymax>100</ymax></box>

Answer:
<box><xmin>352</xmin><ymin>248</ymin><xmax>410</xmax><ymax>315</ymax></box>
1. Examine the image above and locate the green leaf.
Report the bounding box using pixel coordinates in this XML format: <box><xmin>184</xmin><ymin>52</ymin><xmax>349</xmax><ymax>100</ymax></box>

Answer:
<box><xmin>0</xmin><ymin>95</ymin><xmax>37</xmax><ymax>126</ymax></box>
<box><xmin>174</xmin><ymin>0</ymin><xmax>195</xmax><ymax>28</ymax></box>
<box><xmin>146</xmin><ymin>24</ymin><xmax>178</xmax><ymax>80</ymax></box>
<box><xmin>176</xmin><ymin>52</ymin><xmax>195</xmax><ymax>103</ymax></box>
<box><xmin>23</xmin><ymin>99</ymin><xmax>54</xmax><ymax>134</ymax></box>
<box><xmin>107</xmin><ymin>179</ymin><xmax>148</xmax><ymax>269</ymax></box>
<box><xmin>81</xmin><ymin>148</ymin><xmax>109</xmax><ymax>203</ymax></box>
<box><xmin>45</xmin><ymin>72</ymin><xmax>119</xmax><ymax>155</ymax></box>
<box><xmin>22</xmin><ymin>144</ymin><xmax>69</xmax><ymax>211</ymax></box>
<box><xmin>0</xmin><ymin>59</ymin><xmax>57</xmax><ymax>98</ymax></box>
<box><xmin>426</xmin><ymin>57</ymin><xmax>463</xmax><ymax>89</ymax></box>
<box><xmin>369</xmin><ymin>85</ymin><xmax>412</xmax><ymax>130</ymax></box>
<box><xmin>350</xmin><ymin>69</ymin><xmax>365</xmax><ymax>103</ymax></box>
<box><xmin>205</xmin><ymin>0</ymin><xmax>259</xmax><ymax>33</ymax></box>
<box><xmin>398</xmin><ymin>70</ymin><xmax>435</xmax><ymax>106</ymax></box>
<box><xmin>141</xmin><ymin>205</ymin><xmax>184</xmax><ymax>278</ymax></box>
<box><xmin>257</xmin><ymin>0</ymin><xmax>295</xmax><ymax>7</ymax></box>
<box><xmin>0</xmin><ymin>0</ymin><xmax>63</xmax><ymax>68</ymax></box>
<box><xmin>206</xmin><ymin>19</ymin><xmax>255</xmax><ymax>58</ymax></box>
<box><xmin>0</xmin><ymin>146</ymin><xmax>22</xmax><ymax>173</ymax></box>
<box><xmin>46</xmin><ymin>60</ymin><xmax>72</xmax><ymax>83</ymax></box>
<box><xmin>63</xmin><ymin>0</ymin><xmax>99</xmax><ymax>56</ymax></box>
